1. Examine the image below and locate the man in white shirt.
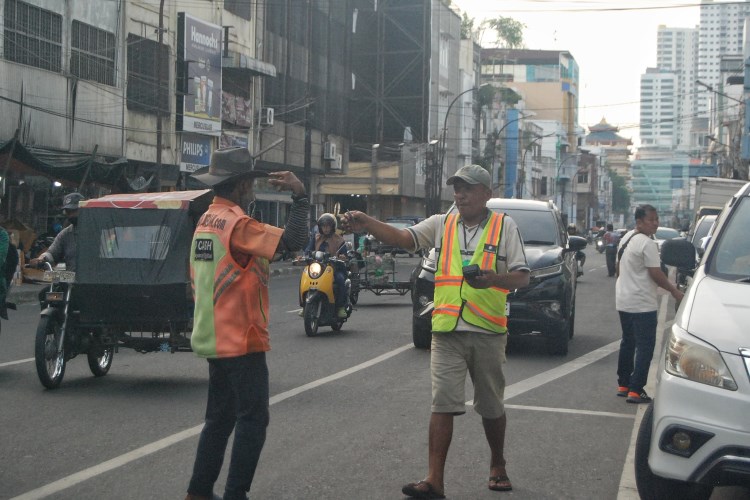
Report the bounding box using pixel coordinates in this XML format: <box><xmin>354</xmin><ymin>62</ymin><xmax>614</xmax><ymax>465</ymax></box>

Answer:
<box><xmin>615</xmin><ymin>204</ymin><xmax>683</xmax><ymax>403</ymax></box>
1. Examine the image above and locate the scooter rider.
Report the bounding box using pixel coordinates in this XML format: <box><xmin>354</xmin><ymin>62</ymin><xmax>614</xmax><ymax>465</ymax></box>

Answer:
<box><xmin>30</xmin><ymin>192</ymin><xmax>85</xmax><ymax>272</ymax></box>
<box><xmin>567</xmin><ymin>223</ymin><xmax>586</xmax><ymax>275</ymax></box>
<box><xmin>305</xmin><ymin>213</ymin><xmax>348</xmax><ymax>318</ymax></box>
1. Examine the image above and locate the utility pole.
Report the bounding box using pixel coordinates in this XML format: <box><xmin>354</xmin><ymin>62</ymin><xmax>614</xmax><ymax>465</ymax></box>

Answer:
<box><xmin>155</xmin><ymin>0</ymin><xmax>165</xmax><ymax>191</ymax></box>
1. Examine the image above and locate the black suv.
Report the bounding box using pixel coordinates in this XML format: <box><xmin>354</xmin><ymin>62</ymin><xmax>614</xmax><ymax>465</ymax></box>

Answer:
<box><xmin>410</xmin><ymin>199</ymin><xmax>587</xmax><ymax>355</ymax></box>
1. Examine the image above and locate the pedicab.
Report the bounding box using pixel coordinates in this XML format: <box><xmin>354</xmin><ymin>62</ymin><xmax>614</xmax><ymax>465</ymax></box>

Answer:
<box><xmin>34</xmin><ymin>190</ymin><xmax>213</xmax><ymax>389</ymax></box>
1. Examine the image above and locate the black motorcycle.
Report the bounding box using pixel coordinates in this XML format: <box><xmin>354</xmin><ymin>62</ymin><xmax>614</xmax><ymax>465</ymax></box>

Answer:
<box><xmin>34</xmin><ymin>262</ymin><xmax>113</xmax><ymax>389</ymax></box>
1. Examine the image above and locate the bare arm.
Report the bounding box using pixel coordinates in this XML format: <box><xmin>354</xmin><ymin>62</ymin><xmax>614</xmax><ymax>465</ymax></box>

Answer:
<box><xmin>465</xmin><ymin>269</ymin><xmax>530</xmax><ymax>291</ymax></box>
<box><xmin>340</xmin><ymin>210</ymin><xmax>416</xmax><ymax>252</ymax></box>
<box><xmin>647</xmin><ymin>266</ymin><xmax>684</xmax><ymax>302</ymax></box>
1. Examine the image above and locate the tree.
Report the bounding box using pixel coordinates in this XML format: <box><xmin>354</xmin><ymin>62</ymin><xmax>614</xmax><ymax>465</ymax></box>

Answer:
<box><xmin>460</xmin><ymin>13</ymin><xmax>474</xmax><ymax>40</ymax></box>
<box><xmin>485</xmin><ymin>17</ymin><xmax>525</xmax><ymax>48</ymax></box>
<box><xmin>609</xmin><ymin>170</ymin><xmax>631</xmax><ymax>214</ymax></box>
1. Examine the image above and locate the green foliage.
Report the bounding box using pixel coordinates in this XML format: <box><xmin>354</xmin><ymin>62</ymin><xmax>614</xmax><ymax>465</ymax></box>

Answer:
<box><xmin>460</xmin><ymin>13</ymin><xmax>474</xmax><ymax>40</ymax></box>
<box><xmin>609</xmin><ymin>169</ymin><xmax>631</xmax><ymax>213</ymax></box>
<box><xmin>485</xmin><ymin>17</ymin><xmax>525</xmax><ymax>49</ymax></box>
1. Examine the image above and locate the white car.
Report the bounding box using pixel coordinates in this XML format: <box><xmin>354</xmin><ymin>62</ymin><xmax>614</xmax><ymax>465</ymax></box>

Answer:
<box><xmin>635</xmin><ymin>182</ymin><xmax>750</xmax><ymax>499</ymax></box>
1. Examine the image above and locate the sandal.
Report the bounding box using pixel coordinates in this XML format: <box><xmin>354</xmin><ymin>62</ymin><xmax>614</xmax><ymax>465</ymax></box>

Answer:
<box><xmin>401</xmin><ymin>480</ymin><xmax>446</xmax><ymax>499</ymax></box>
<box><xmin>489</xmin><ymin>474</ymin><xmax>512</xmax><ymax>491</ymax></box>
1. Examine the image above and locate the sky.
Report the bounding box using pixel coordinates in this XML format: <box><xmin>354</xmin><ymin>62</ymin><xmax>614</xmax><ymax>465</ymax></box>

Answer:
<box><xmin>452</xmin><ymin>0</ymin><xmax>702</xmax><ymax>146</ymax></box>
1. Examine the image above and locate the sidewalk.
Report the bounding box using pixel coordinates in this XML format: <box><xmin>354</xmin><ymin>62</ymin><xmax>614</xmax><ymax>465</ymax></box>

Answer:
<box><xmin>6</xmin><ymin>260</ymin><xmax>300</xmax><ymax>306</ymax></box>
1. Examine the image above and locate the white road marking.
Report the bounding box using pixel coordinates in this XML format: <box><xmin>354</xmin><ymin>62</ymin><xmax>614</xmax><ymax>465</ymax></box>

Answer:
<box><xmin>287</xmin><ymin>308</ymin><xmax>303</xmax><ymax>314</ymax></box>
<box><xmin>505</xmin><ymin>404</ymin><xmax>634</xmax><ymax>419</ymax></box>
<box><xmin>13</xmin><ymin>338</ymin><xmax>620</xmax><ymax>499</ymax></box>
<box><xmin>0</xmin><ymin>358</ymin><xmax>33</xmax><ymax>368</ymax></box>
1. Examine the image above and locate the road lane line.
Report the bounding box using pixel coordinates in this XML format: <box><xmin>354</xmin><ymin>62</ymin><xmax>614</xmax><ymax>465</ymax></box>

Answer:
<box><xmin>505</xmin><ymin>339</ymin><xmax>621</xmax><ymax>400</ymax></box>
<box><xmin>10</xmin><ymin>343</ymin><xmax>414</xmax><ymax>500</ymax></box>
<box><xmin>0</xmin><ymin>358</ymin><xmax>33</xmax><ymax>367</ymax></box>
<box><xmin>505</xmin><ymin>404</ymin><xmax>634</xmax><ymax>419</ymax></box>
<box><xmin>13</xmin><ymin>339</ymin><xmax>621</xmax><ymax>499</ymax></box>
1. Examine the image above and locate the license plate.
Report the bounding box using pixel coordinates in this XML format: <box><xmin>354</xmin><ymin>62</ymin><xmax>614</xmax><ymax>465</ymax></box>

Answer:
<box><xmin>43</xmin><ymin>270</ymin><xmax>76</xmax><ymax>283</ymax></box>
<box><xmin>45</xmin><ymin>292</ymin><xmax>64</xmax><ymax>302</ymax></box>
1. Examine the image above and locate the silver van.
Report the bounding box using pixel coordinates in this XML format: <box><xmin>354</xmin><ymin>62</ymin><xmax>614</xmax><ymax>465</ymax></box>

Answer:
<box><xmin>635</xmin><ymin>182</ymin><xmax>750</xmax><ymax>499</ymax></box>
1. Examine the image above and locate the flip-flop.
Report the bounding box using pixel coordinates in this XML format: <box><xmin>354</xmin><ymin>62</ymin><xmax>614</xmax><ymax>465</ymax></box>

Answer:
<box><xmin>489</xmin><ymin>474</ymin><xmax>513</xmax><ymax>491</ymax></box>
<box><xmin>401</xmin><ymin>480</ymin><xmax>446</xmax><ymax>499</ymax></box>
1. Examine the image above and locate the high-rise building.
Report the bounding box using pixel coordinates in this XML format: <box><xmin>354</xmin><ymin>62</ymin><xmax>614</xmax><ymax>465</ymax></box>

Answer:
<box><xmin>639</xmin><ymin>69</ymin><xmax>678</xmax><ymax>148</ymax></box>
<box><xmin>656</xmin><ymin>26</ymin><xmax>699</xmax><ymax>149</ymax></box>
<box><xmin>697</xmin><ymin>0</ymin><xmax>750</xmax><ymax>115</ymax></box>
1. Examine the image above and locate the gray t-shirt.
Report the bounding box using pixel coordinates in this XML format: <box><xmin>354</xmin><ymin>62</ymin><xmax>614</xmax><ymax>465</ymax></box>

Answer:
<box><xmin>406</xmin><ymin>212</ymin><xmax>529</xmax><ymax>274</ymax></box>
<box><xmin>42</xmin><ymin>224</ymin><xmax>77</xmax><ymax>272</ymax></box>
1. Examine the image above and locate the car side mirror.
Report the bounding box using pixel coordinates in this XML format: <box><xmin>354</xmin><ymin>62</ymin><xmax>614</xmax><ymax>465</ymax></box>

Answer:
<box><xmin>567</xmin><ymin>235</ymin><xmax>588</xmax><ymax>251</ymax></box>
<box><xmin>661</xmin><ymin>238</ymin><xmax>696</xmax><ymax>271</ymax></box>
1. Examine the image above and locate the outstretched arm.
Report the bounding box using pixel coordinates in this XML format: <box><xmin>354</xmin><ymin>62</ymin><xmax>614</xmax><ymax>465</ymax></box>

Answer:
<box><xmin>340</xmin><ymin>211</ymin><xmax>416</xmax><ymax>252</ymax></box>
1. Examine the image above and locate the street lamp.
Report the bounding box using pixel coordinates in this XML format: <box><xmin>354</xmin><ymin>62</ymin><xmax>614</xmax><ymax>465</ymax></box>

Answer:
<box><xmin>554</xmin><ymin>153</ymin><xmax>580</xmax><ymax>218</ymax></box>
<box><xmin>432</xmin><ymin>83</ymin><xmax>491</xmax><ymax>215</ymax></box>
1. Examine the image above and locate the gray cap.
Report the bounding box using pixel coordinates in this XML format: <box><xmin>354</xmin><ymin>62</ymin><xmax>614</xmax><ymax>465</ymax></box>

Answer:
<box><xmin>446</xmin><ymin>164</ymin><xmax>491</xmax><ymax>190</ymax></box>
<box><xmin>62</xmin><ymin>192</ymin><xmax>85</xmax><ymax>210</ymax></box>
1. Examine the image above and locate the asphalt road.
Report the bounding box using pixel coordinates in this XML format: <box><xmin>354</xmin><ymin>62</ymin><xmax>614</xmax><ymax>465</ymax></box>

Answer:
<box><xmin>0</xmin><ymin>252</ymin><xmax>738</xmax><ymax>499</ymax></box>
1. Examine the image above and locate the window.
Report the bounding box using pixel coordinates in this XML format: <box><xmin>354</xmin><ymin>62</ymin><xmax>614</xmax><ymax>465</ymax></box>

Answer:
<box><xmin>3</xmin><ymin>0</ymin><xmax>62</xmax><ymax>72</ymax></box>
<box><xmin>126</xmin><ymin>34</ymin><xmax>169</xmax><ymax>114</ymax></box>
<box><xmin>71</xmin><ymin>21</ymin><xmax>116</xmax><ymax>86</ymax></box>
<box><xmin>577</xmin><ymin>172</ymin><xmax>588</xmax><ymax>183</ymax></box>
<box><xmin>99</xmin><ymin>226</ymin><xmax>172</xmax><ymax>260</ymax></box>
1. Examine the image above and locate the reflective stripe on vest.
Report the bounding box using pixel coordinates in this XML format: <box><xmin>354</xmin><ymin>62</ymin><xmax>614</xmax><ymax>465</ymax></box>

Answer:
<box><xmin>433</xmin><ymin>212</ymin><xmax>508</xmax><ymax>333</ymax></box>
<box><xmin>190</xmin><ymin>204</ymin><xmax>272</xmax><ymax>358</ymax></box>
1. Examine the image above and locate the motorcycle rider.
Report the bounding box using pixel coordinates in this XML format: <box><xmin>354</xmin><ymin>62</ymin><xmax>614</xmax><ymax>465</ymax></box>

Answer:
<box><xmin>305</xmin><ymin>213</ymin><xmax>348</xmax><ymax>319</ymax></box>
<box><xmin>603</xmin><ymin>223</ymin><xmax>620</xmax><ymax>277</ymax></box>
<box><xmin>30</xmin><ymin>192</ymin><xmax>85</xmax><ymax>272</ymax></box>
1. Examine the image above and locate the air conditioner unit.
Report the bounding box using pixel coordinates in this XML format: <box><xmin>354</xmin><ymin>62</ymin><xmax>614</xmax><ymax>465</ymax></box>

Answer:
<box><xmin>260</xmin><ymin>107</ymin><xmax>274</xmax><ymax>127</ymax></box>
<box><xmin>330</xmin><ymin>153</ymin><xmax>343</xmax><ymax>171</ymax></box>
<box><xmin>323</xmin><ymin>141</ymin><xmax>337</xmax><ymax>161</ymax></box>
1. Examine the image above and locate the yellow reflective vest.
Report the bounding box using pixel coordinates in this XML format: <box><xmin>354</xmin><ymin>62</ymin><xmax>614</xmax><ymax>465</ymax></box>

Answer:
<box><xmin>433</xmin><ymin>212</ymin><xmax>509</xmax><ymax>334</ymax></box>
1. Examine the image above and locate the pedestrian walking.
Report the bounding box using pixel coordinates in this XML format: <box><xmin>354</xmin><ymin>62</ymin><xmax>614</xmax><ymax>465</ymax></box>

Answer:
<box><xmin>603</xmin><ymin>223</ymin><xmax>620</xmax><ymax>277</ymax></box>
<box><xmin>615</xmin><ymin>204</ymin><xmax>683</xmax><ymax>404</ymax></box>
<box><xmin>185</xmin><ymin>147</ymin><xmax>309</xmax><ymax>500</ymax></box>
<box><xmin>341</xmin><ymin>164</ymin><xmax>530</xmax><ymax>498</ymax></box>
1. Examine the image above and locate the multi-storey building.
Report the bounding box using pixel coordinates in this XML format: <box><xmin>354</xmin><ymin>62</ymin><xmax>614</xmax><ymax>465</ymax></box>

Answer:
<box><xmin>480</xmin><ymin>48</ymin><xmax>580</xmax><ymax>203</ymax></box>
<box><xmin>639</xmin><ymin>69</ymin><xmax>678</xmax><ymax>148</ymax></box>
<box><xmin>697</xmin><ymin>0</ymin><xmax>750</xmax><ymax>116</ymax></box>
<box><xmin>654</xmin><ymin>25</ymin><xmax>699</xmax><ymax>150</ymax></box>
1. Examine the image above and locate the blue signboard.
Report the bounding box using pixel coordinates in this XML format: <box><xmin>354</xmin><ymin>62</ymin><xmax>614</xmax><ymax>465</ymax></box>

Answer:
<box><xmin>180</xmin><ymin>133</ymin><xmax>212</xmax><ymax>173</ymax></box>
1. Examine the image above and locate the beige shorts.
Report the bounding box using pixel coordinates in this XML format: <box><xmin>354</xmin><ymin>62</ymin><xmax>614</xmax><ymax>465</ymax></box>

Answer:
<box><xmin>430</xmin><ymin>331</ymin><xmax>507</xmax><ymax>418</ymax></box>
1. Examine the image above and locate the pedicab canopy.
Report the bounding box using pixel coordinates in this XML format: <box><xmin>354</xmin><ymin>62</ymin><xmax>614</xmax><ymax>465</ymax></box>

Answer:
<box><xmin>75</xmin><ymin>190</ymin><xmax>213</xmax><ymax>323</ymax></box>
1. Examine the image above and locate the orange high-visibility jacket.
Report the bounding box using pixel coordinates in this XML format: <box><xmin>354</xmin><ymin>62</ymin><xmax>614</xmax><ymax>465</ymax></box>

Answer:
<box><xmin>190</xmin><ymin>204</ymin><xmax>272</xmax><ymax>358</ymax></box>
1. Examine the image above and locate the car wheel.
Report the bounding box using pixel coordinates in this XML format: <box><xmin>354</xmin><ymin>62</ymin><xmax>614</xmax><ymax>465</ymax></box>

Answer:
<box><xmin>635</xmin><ymin>403</ymin><xmax>713</xmax><ymax>500</ymax></box>
<box><xmin>412</xmin><ymin>315</ymin><xmax>431</xmax><ymax>349</ymax></box>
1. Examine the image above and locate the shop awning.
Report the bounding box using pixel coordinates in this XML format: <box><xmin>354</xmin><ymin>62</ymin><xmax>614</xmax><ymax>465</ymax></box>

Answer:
<box><xmin>222</xmin><ymin>51</ymin><xmax>277</xmax><ymax>77</ymax></box>
<box><xmin>0</xmin><ymin>138</ymin><xmax>127</xmax><ymax>186</ymax></box>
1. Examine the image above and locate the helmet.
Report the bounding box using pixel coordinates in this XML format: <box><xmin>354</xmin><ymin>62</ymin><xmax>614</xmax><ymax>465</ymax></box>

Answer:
<box><xmin>317</xmin><ymin>213</ymin><xmax>337</xmax><ymax>231</ymax></box>
<box><xmin>62</xmin><ymin>192</ymin><xmax>85</xmax><ymax>211</ymax></box>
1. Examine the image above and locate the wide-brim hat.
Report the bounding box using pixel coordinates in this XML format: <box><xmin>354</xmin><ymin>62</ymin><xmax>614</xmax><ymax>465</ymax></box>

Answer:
<box><xmin>191</xmin><ymin>147</ymin><xmax>269</xmax><ymax>186</ymax></box>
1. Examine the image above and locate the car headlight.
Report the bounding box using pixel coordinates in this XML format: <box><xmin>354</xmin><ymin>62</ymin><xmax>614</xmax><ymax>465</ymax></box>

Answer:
<box><xmin>308</xmin><ymin>262</ymin><xmax>323</xmax><ymax>279</ymax></box>
<box><xmin>665</xmin><ymin>325</ymin><xmax>737</xmax><ymax>390</ymax></box>
<box><xmin>530</xmin><ymin>263</ymin><xmax>563</xmax><ymax>280</ymax></box>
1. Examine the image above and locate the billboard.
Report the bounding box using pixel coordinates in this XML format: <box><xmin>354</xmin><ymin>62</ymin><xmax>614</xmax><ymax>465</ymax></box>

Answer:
<box><xmin>179</xmin><ymin>13</ymin><xmax>222</xmax><ymax>136</ymax></box>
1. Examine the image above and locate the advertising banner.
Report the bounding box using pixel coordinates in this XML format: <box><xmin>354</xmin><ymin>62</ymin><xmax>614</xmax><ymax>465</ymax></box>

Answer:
<box><xmin>181</xmin><ymin>14</ymin><xmax>222</xmax><ymax>136</ymax></box>
<box><xmin>180</xmin><ymin>133</ymin><xmax>212</xmax><ymax>172</ymax></box>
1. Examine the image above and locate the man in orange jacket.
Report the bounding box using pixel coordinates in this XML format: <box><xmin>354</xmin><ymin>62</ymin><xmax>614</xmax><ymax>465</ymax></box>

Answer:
<box><xmin>185</xmin><ymin>147</ymin><xmax>309</xmax><ymax>500</ymax></box>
